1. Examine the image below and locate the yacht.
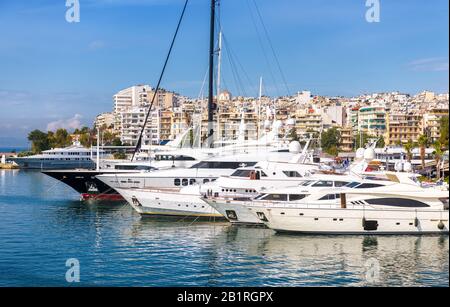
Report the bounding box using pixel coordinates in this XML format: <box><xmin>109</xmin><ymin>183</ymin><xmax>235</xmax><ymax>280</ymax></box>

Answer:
<box><xmin>203</xmin><ymin>172</ymin><xmax>396</xmax><ymax>225</ymax></box>
<box><xmin>11</xmin><ymin>142</ymin><xmax>106</xmax><ymax>170</ymax></box>
<box><xmin>248</xmin><ymin>173</ymin><xmax>449</xmax><ymax>235</ymax></box>
<box><xmin>41</xmin><ymin>149</ymin><xmax>207</xmax><ymax>201</ymax></box>
<box><xmin>103</xmin><ymin>148</ymin><xmax>302</xmax><ymax>219</ymax></box>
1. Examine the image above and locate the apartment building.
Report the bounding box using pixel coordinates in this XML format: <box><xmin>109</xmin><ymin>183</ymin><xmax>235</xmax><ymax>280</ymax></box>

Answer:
<box><xmin>358</xmin><ymin>106</ymin><xmax>387</xmax><ymax>137</ymax></box>
<box><xmin>339</xmin><ymin>126</ymin><xmax>354</xmax><ymax>152</ymax></box>
<box><xmin>423</xmin><ymin>109</ymin><xmax>449</xmax><ymax>143</ymax></box>
<box><xmin>385</xmin><ymin>113</ymin><xmax>423</xmax><ymax>145</ymax></box>
<box><xmin>120</xmin><ymin>107</ymin><xmax>161</xmax><ymax>146</ymax></box>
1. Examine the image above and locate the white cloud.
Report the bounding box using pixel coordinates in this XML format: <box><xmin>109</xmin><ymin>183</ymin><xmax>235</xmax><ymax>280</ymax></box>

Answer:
<box><xmin>408</xmin><ymin>57</ymin><xmax>449</xmax><ymax>72</ymax></box>
<box><xmin>47</xmin><ymin>114</ymin><xmax>84</xmax><ymax>132</ymax></box>
<box><xmin>88</xmin><ymin>40</ymin><xmax>106</xmax><ymax>51</ymax></box>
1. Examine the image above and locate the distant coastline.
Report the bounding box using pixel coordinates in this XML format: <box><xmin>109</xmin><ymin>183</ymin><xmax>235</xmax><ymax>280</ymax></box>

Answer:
<box><xmin>0</xmin><ymin>147</ymin><xmax>28</xmax><ymax>153</ymax></box>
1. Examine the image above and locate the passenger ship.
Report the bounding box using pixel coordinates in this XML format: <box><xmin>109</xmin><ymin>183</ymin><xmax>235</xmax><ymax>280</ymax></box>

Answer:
<box><xmin>11</xmin><ymin>142</ymin><xmax>106</xmax><ymax>170</ymax></box>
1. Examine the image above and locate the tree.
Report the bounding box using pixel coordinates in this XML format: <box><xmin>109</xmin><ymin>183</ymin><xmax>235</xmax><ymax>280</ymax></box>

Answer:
<box><xmin>112</xmin><ymin>137</ymin><xmax>123</xmax><ymax>147</ymax></box>
<box><xmin>417</xmin><ymin>134</ymin><xmax>429</xmax><ymax>169</ymax></box>
<box><xmin>113</xmin><ymin>152</ymin><xmax>127</xmax><ymax>160</ymax></box>
<box><xmin>54</xmin><ymin>129</ymin><xmax>72</xmax><ymax>148</ymax></box>
<box><xmin>321</xmin><ymin>128</ymin><xmax>341</xmax><ymax>156</ymax></box>
<box><xmin>403</xmin><ymin>139</ymin><xmax>415</xmax><ymax>163</ymax></box>
<box><xmin>27</xmin><ymin>130</ymin><xmax>50</xmax><ymax>153</ymax></box>
<box><xmin>433</xmin><ymin>141</ymin><xmax>444</xmax><ymax>180</ymax></box>
<box><xmin>288</xmin><ymin>127</ymin><xmax>299</xmax><ymax>142</ymax></box>
<box><xmin>439</xmin><ymin>116</ymin><xmax>449</xmax><ymax>149</ymax></box>
<box><xmin>79</xmin><ymin>133</ymin><xmax>91</xmax><ymax>148</ymax></box>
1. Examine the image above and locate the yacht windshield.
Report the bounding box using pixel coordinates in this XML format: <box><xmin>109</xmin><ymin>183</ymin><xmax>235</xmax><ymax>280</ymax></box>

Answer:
<box><xmin>191</xmin><ymin>161</ymin><xmax>257</xmax><ymax>169</ymax></box>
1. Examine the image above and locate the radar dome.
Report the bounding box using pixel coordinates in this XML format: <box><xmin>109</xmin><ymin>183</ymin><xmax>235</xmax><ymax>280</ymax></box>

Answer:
<box><xmin>363</xmin><ymin>148</ymin><xmax>376</xmax><ymax>161</ymax></box>
<box><xmin>356</xmin><ymin>148</ymin><xmax>365</xmax><ymax>159</ymax></box>
<box><xmin>394</xmin><ymin>161</ymin><xmax>403</xmax><ymax>172</ymax></box>
<box><xmin>403</xmin><ymin>162</ymin><xmax>412</xmax><ymax>172</ymax></box>
<box><xmin>289</xmin><ymin>141</ymin><xmax>301</xmax><ymax>153</ymax></box>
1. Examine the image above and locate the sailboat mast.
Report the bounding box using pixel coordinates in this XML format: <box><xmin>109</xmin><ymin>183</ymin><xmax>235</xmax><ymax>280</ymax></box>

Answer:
<box><xmin>207</xmin><ymin>0</ymin><xmax>216</xmax><ymax>148</ymax></box>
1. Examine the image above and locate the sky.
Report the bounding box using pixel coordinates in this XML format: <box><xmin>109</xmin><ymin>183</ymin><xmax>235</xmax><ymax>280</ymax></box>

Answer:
<box><xmin>0</xmin><ymin>0</ymin><xmax>448</xmax><ymax>147</ymax></box>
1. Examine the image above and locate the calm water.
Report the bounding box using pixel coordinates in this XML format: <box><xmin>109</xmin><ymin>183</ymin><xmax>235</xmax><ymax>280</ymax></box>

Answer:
<box><xmin>0</xmin><ymin>170</ymin><xmax>448</xmax><ymax>287</ymax></box>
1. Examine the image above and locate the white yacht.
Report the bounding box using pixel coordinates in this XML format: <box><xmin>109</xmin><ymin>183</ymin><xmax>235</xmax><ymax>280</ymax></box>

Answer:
<box><xmin>11</xmin><ymin>142</ymin><xmax>106</xmax><ymax>170</ymax></box>
<box><xmin>248</xmin><ymin>174</ymin><xmax>449</xmax><ymax>235</ymax></box>
<box><xmin>103</xmin><ymin>148</ymin><xmax>303</xmax><ymax>219</ymax></box>
<box><xmin>204</xmin><ymin>172</ymin><xmax>396</xmax><ymax>225</ymax></box>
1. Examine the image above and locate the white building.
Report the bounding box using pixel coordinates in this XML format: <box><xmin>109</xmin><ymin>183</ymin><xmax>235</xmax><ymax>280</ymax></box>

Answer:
<box><xmin>120</xmin><ymin>107</ymin><xmax>161</xmax><ymax>146</ymax></box>
<box><xmin>296</xmin><ymin>91</ymin><xmax>312</xmax><ymax>105</ymax></box>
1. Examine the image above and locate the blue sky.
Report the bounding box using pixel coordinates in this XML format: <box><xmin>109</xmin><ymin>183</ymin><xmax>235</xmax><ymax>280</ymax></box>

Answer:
<box><xmin>0</xmin><ymin>0</ymin><xmax>448</xmax><ymax>146</ymax></box>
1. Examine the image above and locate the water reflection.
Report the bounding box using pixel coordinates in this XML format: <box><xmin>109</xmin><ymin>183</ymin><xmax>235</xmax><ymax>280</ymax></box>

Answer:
<box><xmin>0</xmin><ymin>170</ymin><xmax>448</xmax><ymax>287</ymax></box>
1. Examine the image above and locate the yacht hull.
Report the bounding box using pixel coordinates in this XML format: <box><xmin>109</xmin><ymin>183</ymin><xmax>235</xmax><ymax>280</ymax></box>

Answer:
<box><xmin>251</xmin><ymin>207</ymin><xmax>449</xmax><ymax>235</ymax></box>
<box><xmin>203</xmin><ymin>198</ymin><xmax>263</xmax><ymax>225</ymax></box>
<box><xmin>116</xmin><ymin>188</ymin><xmax>226</xmax><ymax>220</ymax></box>
<box><xmin>42</xmin><ymin>170</ymin><xmax>123</xmax><ymax>201</ymax></box>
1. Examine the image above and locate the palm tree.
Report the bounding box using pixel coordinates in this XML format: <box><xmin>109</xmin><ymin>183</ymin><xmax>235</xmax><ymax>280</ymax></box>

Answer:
<box><xmin>433</xmin><ymin>141</ymin><xmax>444</xmax><ymax>180</ymax></box>
<box><xmin>417</xmin><ymin>134</ymin><xmax>428</xmax><ymax>169</ymax></box>
<box><xmin>403</xmin><ymin>139</ymin><xmax>415</xmax><ymax>163</ymax></box>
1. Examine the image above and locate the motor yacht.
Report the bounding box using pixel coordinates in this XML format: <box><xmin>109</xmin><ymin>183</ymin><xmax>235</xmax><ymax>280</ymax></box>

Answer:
<box><xmin>248</xmin><ymin>174</ymin><xmax>449</xmax><ymax>234</ymax></box>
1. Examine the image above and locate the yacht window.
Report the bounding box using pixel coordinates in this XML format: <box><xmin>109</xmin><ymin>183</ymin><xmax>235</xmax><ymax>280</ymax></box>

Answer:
<box><xmin>283</xmin><ymin>171</ymin><xmax>302</xmax><ymax>178</ymax></box>
<box><xmin>192</xmin><ymin>162</ymin><xmax>257</xmax><ymax>169</ymax></box>
<box><xmin>319</xmin><ymin>194</ymin><xmax>341</xmax><ymax>200</ymax></box>
<box><xmin>182</xmin><ymin>179</ymin><xmax>188</xmax><ymax>186</ymax></box>
<box><xmin>300</xmin><ymin>181</ymin><xmax>314</xmax><ymax>186</ymax></box>
<box><xmin>289</xmin><ymin>194</ymin><xmax>308</xmax><ymax>201</ymax></box>
<box><xmin>203</xmin><ymin>179</ymin><xmax>210</xmax><ymax>184</ymax></box>
<box><xmin>334</xmin><ymin>181</ymin><xmax>349</xmax><ymax>187</ymax></box>
<box><xmin>189</xmin><ymin>179</ymin><xmax>196</xmax><ymax>185</ymax></box>
<box><xmin>262</xmin><ymin>194</ymin><xmax>288</xmax><ymax>201</ymax></box>
<box><xmin>231</xmin><ymin>170</ymin><xmax>253</xmax><ymax>177</ymax></box>
<box><xmin>312</xmin><ymin>181</ymin><xmax>333</xmax><ymax>187</ymax></box>
<box><xmin>355</xmin><ymin>183</ymin><xmax>385</xmax><ymax>189</ymax></box>
<box><xmin>254</xmin><ymin>194</ymin><xmax>267</xmax><ymax>200</ymax></box>
<box><xmin>365</xmin><ymin>198</ymin><xmax>429</xmax><ymax>208</ymax></box>
<box><xmin>345</xmin><ymin>182</ymin><xmax>361</xmax><ymax>188</ymax></box>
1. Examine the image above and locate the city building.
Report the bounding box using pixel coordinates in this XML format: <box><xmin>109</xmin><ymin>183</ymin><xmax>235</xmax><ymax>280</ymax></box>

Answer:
<box><xmin>358</xmin><ymin>106</ymin><xmax>387</xmax><ymax>137</ymax></box>
<box><xmin>385</xmin><ymin>113</ymin><xmax>423</xmax><ymax>145</ymax></box>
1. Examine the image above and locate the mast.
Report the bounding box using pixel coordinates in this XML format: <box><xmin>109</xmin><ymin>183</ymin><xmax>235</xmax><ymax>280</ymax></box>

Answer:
<box><xmin>257</xmin><ymin>76</ymin><xmax>263</xmax><ymax>139</ymax></box>
<box><xmin>207</xmin><ymin>0</ymin><xmax>216</xmax><ymax>148</ymax></box>
<box><xmin>216</xmin><ymin>30</ymin><xmax>222</xmax><ymax>144</ymax></box>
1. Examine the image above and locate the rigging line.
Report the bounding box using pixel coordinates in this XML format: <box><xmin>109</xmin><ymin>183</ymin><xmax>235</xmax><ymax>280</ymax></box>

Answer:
<box><xmin>222</xmin><ymin>33</ymin><xmax>258</xmax><ymax>98</ymax></box>
<box><xmin>131</xmin><ymin>0</ymin><xmax>189</xmax><ymax>161</ymax></box>
<box><xmin>245</xmin><ymin>0</ymin><xmax>280</xmax><ymax>98</ymax></box>
<box><xmin>227</xmin><ymin>46</ymin><xmax>247</xmax><ymax>97</ymax></box>
<box><xmin>251</xmin><ymin>0</ymin><xmax>291</xmax><ymax>96</ymax></box>
<box><xmin>223</xmin><ymin>39</ymin><xmax>244</xmax><ymax>97</ymax></box>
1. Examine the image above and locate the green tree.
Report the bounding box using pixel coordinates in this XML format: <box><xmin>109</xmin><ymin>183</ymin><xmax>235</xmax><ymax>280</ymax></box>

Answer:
<box><xmin>79</xmin><ymin>133</ymin><xmax>91</xmax><ymax>148</ymax></box>
<box><xmin>113</xmin><ymin>152</ymin><xmax>127</xmax><ymax>160</ymax></box>
<box><xmin>417</xmin><ymin>134</ymin><xmax>429</xmax><ymax>169</ymax></box>
<box><xmin>54</xmin><ymin>129</ymin><xmax>72</xmax><ymax>148</ymax></box>
<box><xmin>288</xmin><ymin>127</ymin><xmax>300</xmax><ymax>142</ymax></box>
<box><xmin>403</xmin><ymin>139</ymin><xmax>415</xmax><ymax>163</ymax></box>
<box><xmin>433</xmin><ymin>141</ymin><xmax>444</xmax><ymax>180</ymax></box>
<box><xmin>439</xmin><ymin>116</ymin><xmax>449</xmax><ymax>149</ymax></box>
<box><xmin>321</xmin><ymin>128</ymin><xmax>341</xmax><ymax>156</ymax></box>
<box><xmin>112</xmin><ymin>137</ymin><xmax>123</xmax><ymax>146</ymax></box>
<box><xmin>27</xmin><ymin>130</ymin><xmax>50</xmax><ymax>153</ymax></box>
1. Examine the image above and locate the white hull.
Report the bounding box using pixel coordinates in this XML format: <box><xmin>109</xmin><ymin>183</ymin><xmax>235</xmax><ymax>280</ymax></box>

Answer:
<box><xmin>204</xmin><ymin>198</ymin><xmax>263</xmax><ymax>225</ymax></box>
<box><xmin>116</xmin><ymin>188</ymin><xmax>225</xmax><ymax>219</ymax></box>
<box><xmin>251</xmin><ymin>206</ymin><xmax>449</xmax><ymax>235</ymax></box>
